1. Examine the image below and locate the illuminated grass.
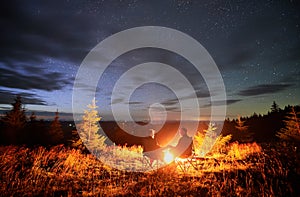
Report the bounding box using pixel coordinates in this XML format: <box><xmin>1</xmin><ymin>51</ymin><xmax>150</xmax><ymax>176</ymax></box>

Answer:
<box><xmin>0</xmin><ymin>142</ymin><xmax>298</xmax><ymax>196</ymax></box>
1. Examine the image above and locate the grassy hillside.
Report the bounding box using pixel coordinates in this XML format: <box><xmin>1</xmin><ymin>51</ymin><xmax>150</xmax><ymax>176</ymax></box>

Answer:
<box><xmin>0</xmin><ymin>142</ymin><xmax>299</xmax><ymax>196</ymax></box>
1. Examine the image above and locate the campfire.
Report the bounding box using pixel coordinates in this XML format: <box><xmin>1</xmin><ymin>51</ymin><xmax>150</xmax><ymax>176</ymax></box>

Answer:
<box><xmin>163</xmin><ymin>149</ymin><xmax>174</xmax><ymax>164</ymax></box>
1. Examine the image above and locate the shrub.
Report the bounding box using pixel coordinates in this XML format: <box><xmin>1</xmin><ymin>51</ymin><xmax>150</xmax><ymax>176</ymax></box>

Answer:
<box><xmin>194</xmin><ymin>123</ymin><xmax>231</xmax><ymax>157</ymax></box>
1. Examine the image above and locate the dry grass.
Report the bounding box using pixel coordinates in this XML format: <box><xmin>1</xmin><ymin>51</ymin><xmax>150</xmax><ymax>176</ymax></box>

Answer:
<box><xmin>227</xmin><ymin>142</ymin><xmax>262</xmax><ymax>160</ymax></box>
<box><xmin>0</xmin><ymin>142</ymin><xmax>298</xmax><ymax>196</ymax></box>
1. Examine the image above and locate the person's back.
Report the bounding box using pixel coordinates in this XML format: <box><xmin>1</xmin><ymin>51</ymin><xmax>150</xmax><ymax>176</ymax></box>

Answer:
<box><xmin>171</xmin><ymin>128</ymin><xmax>193</xmax><ymax>158</ymax></box>
<box><xmin>174</xmin><ymin>135</ymin><xmax>193</xmax><ymax>158</ymax></box>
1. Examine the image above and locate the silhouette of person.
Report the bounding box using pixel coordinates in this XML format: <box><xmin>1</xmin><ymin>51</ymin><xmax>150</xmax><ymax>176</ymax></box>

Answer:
<box><xmin>169</xmin><ymin>127</ymin><xmax>193</xmax><ymax>158</ymax></box>
<box><xmin>142</xmin><ymin>129</ymin><xmax>163</xmax><ymax>161</ymax></box>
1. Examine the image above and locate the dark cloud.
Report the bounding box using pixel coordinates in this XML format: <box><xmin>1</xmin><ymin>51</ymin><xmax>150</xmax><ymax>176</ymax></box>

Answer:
<box><xmin>160</xmin><ymin>99</ymin><xmax>178</xmax><ymax>106</ymax></box>
<box><xmin>0</xmin><ymin>106</ymin><xmax>13</xmax><ymax>111</ymax></box>
<box><xmin>159</xmin><ymin>90</ymin><xmax>210</xmax><ymax>107</ymax></box>
<box><xmin>238</xmin><ymin>84</ymin><xmax>293</xmax><ymax>96</ymax></box>
<box><xmin>202</xmin><ymin>99</ymin><xmax>242</xmax><ymax>108</ymax></box>
<box><xmin>102</xmin><ymin>47</ymin><xmax>206</xmax><ymax>89</ymax></box>
<box><xmin>0</xmin><ymin>65</ymin><xmax>70</xmax><ymax>91</ymax></box>
<box><xmin>111</xmin><ymin>98</ymin><xmax>124</xmax><ymax>105</ymax></box>
<box><xmin>0</xmin><ymin>89</ymin><xmax>47</xmax><ymax>105</ymax></box>
<box><xmin>187</xmin><ymin>89</ymin><xmax>211</xmax><ymax>99</ymax></box>
<box><xmin>75</xmin><ymin>82</ymin><xmax>99</xmax><ymax>93</ymax></box>
<box><xmin>165</xmin><ymin>106</ymin><xmax>181</xmax><ymax>112</ymax></box>
<box><xmin>146</xmin><ymin>105</ymin><xmax>180</xmax><ymax>112</ymax></box>
<box><xmin>0</xmin><ymin>1</ymin><xmax>105</xmax><ymax>70</ymax></box>
<box><xmin>225</xmin><ymin>99</ymin><xmax>242</xmax><ymax>105</ymax></box>
<box><xmin>125</xmin><ymin>101</ymin><xmax>143</xmax><ymax>105</ymax></box>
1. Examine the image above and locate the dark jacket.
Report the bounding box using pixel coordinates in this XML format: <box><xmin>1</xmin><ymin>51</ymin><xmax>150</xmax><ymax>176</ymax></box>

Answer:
<box><xmin>172</xmin><ymin>135</ymin><xmax>193</xmax><ymax>158</ymax></box>
<box><xmin>142</xmin><ymin>136</ymin><xmax>160</xmax><ymax>152</ymax></box>
<box><xmin>141</xmin><ymin>137</ymin><xmax>162</xmax><ymax>160</ymax></box>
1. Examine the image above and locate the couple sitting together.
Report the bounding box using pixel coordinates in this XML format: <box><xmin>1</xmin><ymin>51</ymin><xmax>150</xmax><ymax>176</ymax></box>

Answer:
<box><xmin>142</xmin><ymin>127</ymin><xmax>193</xmax><ymax>162</ymax></box>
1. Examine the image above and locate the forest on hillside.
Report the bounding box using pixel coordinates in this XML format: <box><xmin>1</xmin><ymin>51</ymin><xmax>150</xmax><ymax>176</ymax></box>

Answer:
<box><xmin>0</xmin><ymin>96</ymin><xmax>299</xmax><ymax>147</ymax></box>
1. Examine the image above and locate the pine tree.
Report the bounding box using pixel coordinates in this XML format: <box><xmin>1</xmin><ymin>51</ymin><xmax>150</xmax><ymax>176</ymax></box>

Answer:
<box><xmin>235</xmin><ymin>116</ymin><xmax>253</xmax><ymax>142</ymax></box>
<box><xmin>194</xmin><ymin>123</ymin><xmax>231</xmax><ymax>156</ymax></box>
<box><xmin>26</xmin><ymin>111</ymin><xmax>39</xmax><ymax>145</ymax></box>
<box><xmin>277</xmin><ymin>107</ymin><xmax>300</xmax><ymax>142</ymax></box>
<box><xmin>252</xmin><ymin>112</ymin><xmax>258</xmax><ymax>118</ymax></box>
<box><xmin>2</xmin><ymin>95</ymin><xmax>27</xmax><ymax>129</ymax></box>
<box><xmin>78</xmin><ymin>98</ymin><xmax>106</xmax><ymax>153</ymax></box>
<box><xmin>49</xmin><ymin>110</ymin><xmax>64</xmax><ymax>144</ymax></box>
<box><xmin>1</xmin><ymin>95</ymin><xmax>27</xmax><ymax>144</ymax></box>
<box><xmin>271</xmin><ymin>101</ymin><xmax>280</xmax><ymax>113</ymax></box>
<box><xmin>235</xmin><ymin>116</ymin><xmax>248</xmax><ymax>132</ymax></box>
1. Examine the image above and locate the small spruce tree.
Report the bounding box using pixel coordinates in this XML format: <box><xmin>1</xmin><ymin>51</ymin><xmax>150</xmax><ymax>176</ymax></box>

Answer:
<box><xmin>235</xmin><ymin>116</ymin><xmax>253</xmax><ymax>142</ymax></box>
<box><xmin>194</xmin><ymin>123</ymin><xmax>231</xmax><ymax>156</ymax></box>
<box><xmin>2</xmin><ymin>95</ymin><xmax>27</xmax><ymax>129</ymax></box>
<box><xmin>78</xmin><ymin>98</ymin><xmax>106</xmax><ymax>153</ymax></box>
<box><xmin>49</xmin><ymin>110</ymin><xmax>64</xmax><ymax>144</ymax></box>
<box><xmin>277</xmin><ymin>107</ymin><xmax>300</xmax><ymax>142</ymax></box>
<box><xmin>271</xmin><ymin>101</ymin><xmax>280</xmax><ymax>113</ymax></box>
<box><xmin>1</xmin><ymin>95</ymin><xmax>27</xmax><ymax>144</ymax></box>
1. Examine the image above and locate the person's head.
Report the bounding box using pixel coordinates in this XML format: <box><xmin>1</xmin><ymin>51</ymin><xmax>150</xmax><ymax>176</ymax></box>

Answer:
<box><xmin>179</xmin><ymin>127</ymin><xmax>188</xmax><ymax>137</ymax></box>
<box><xmin>149</xmin><ymin>129</ymin><xmax>156</xmax><ymax>139</ymax></box>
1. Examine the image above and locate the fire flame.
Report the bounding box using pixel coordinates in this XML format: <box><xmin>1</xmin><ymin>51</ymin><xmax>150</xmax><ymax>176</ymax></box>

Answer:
<box><xmin>163</xmin><ymin>149</ymin><xmax>174</xmax><ymax>164</ymax></box>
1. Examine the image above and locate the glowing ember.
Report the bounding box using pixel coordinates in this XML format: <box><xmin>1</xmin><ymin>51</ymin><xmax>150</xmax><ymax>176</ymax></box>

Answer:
<box><xmin>164</xmin><ymin>149</ymin><xmax>174</xmax><ymax>163</ymax></box>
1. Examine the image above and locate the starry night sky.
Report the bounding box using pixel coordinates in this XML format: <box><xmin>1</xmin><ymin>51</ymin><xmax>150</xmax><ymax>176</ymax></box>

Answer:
<box><xmin>0</xmin><ymin>0</ymin><xmax>299</xmax><ymax>120</ymax></box>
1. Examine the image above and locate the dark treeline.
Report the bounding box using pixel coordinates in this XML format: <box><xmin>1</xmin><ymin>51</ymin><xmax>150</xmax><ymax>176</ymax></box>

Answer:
<box><xmin>0</xmin><ymin>96</ymin><xmax>74</xmax><ymax>146</ymax></box>
<box><xmin>0</xmin><ymin>96</ymin><xmax>299</xmax><ymax>146</ymax></box>
<box><xmin>101</xmin><ymin>101</ymin><xmax>300</xmax><ymax>146</ymax></box>
<box><xmin>222</xmin><ymin>102</ymin><xmax>300</xmax><ymax>143</ymax></box>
